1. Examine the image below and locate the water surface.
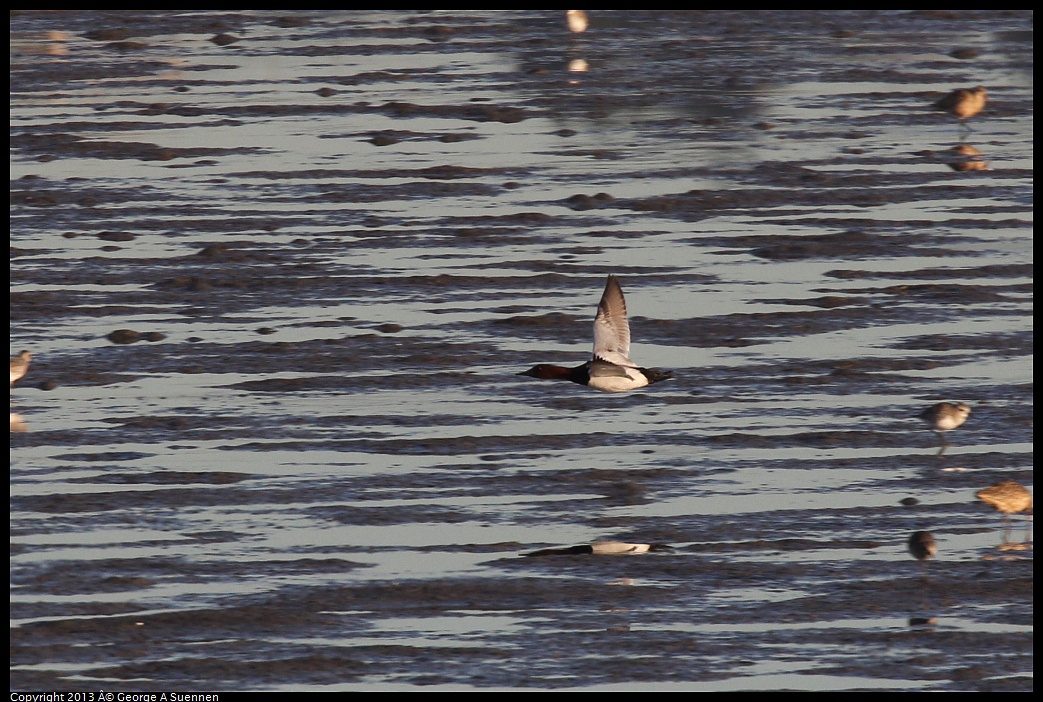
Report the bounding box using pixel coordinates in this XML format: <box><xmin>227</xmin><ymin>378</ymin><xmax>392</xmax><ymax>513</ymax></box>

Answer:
<box><xmin>10</xmin><ymin>9</ymin><xmax>1033</xmax><ymax>692</ymax></box>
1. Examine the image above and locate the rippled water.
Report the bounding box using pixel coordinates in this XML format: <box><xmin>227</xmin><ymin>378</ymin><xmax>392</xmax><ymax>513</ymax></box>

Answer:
<box><xmin>10</xmin><ymin>10</ymin><xmax>1033</xmax><ymax>691</ymax></box>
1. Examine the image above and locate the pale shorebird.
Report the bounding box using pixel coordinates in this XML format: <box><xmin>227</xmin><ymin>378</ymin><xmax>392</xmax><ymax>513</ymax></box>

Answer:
<box><xmin>976</xmin><ymin>481</ymin><xmax>1033</xmax><ymax>544</ymax></box>
<box><xmin>10</xmin><ymin>350</ymin><xmax>32</xmax><ymax>386</ymax></box>
<box><xmin>524</xmin><ymin>541</ymin><xmax>672</xmax><ymax>557</ymax></box>
<box><xmin>566</xmin><ymin>10</ymin><xmax>589</xmax><ymax>34</ymax></box>
<box><xmin>933</xmin><ymin>86</ymin><xmax>987</xmax><ymax>129</ymax></box>
<box><xmin>920</xmin><ymin>402</ymin><xmax>970</xmax><ymax>454</ymax></box>
<box><xmin>519</xmin><ymin>275</ymin><xmax>673</xmax><ymax>392</ymax></box>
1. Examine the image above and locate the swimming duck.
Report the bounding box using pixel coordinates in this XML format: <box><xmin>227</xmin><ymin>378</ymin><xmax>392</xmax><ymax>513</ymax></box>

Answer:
<box><xmin>523</xmin><ymin>541</ymin><xmax>673</xmax><ymax>557</ymax></box>
<box><xmin>519</xmin><ymin>275</ymin><xmax>672</xmax><ymax>392</ymax></box>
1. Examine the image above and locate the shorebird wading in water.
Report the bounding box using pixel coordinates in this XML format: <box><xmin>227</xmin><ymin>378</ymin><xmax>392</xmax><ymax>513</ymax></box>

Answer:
<box><xmin>907</xmin><ymin>530</ymin><xmax>937</xmax><ymax>580</ymax></box>
<box><xmin>10</xmin><ymin>350</ymin><xmax>32</xmax><ymax>386</ymax></box>
<box><xmin>920</xmin><ymin>401</ymin><xmax>970</xmax><ymax>454</ymax></box>
<box><xmin>933</xmin><ymin>85</ymin><xmax>987</xmax><ymax>130</ymax></box>
<box><xmin>976</xmin><ymin>481</ymin><xmax>1033</xmax><ymax>545</ymax></box>
<box><xmin>519</xmin><ymin>275</ymin><xmax>673</xmax><ymax>392</ymax></box>
<box><xmin>566</xmin><ymin>10</ymin><xmax>589</xmax><ymax>34</ymax></box>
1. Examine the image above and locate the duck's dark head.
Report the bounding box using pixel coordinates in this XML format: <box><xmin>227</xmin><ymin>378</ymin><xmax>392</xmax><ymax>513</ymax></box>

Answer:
<box><xmin>519</xmin><ymin>363</ymin><xmax>570</xmax><ymax>380</ymax></box>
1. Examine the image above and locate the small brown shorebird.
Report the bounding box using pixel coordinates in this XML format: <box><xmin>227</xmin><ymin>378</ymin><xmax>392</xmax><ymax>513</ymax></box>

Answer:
<box><xmin>933</xmin><ymin>86</ymin><xmax>987</xmax><ymax>129</ymax></box>
<box><xmin>976</xmin><ymin>481</ymin><xmax>1033</xmax><ymax>542</ymax></box>
<box><xmin>921</xmin><ymin>402</ymin><xmax>971</xmax><ymax>433</ymax></box>
<box><xmin>908</xmin><ymin>531</ymin><xmax>937</xmax><ymax>562</ymax></box>
<box><xmin>907</xmin><ymin>530</ymin><xmax>937</xmax><ymax>579</ymax></box>
<box><xmin>10</xmin><ymin>350</ymin><xmax>32</xmax><ymax>386</ymax></box>
<box><xmin>920</xmin><ymin>402</ymin><xmax>970</xmax><ymax>453</ymax></box>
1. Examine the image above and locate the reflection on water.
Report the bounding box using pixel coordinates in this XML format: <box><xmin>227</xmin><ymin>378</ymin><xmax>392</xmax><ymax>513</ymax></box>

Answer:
<box><xmin>946</xmin><ymin>144</ymin><xmax>989</xmax><ymax>171</ymax></box>
<box><xmin>10</xmin><ymin>9</ymin><xmax>1033</xmax><ymax>692</ymax></box>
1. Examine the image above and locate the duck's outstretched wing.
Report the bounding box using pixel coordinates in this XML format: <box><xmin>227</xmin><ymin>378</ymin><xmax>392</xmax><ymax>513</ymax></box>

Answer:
<box><xmin>592</xmin><ymin>274</ymin><xmax>634</xmax><ymax>367</ymax></box>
